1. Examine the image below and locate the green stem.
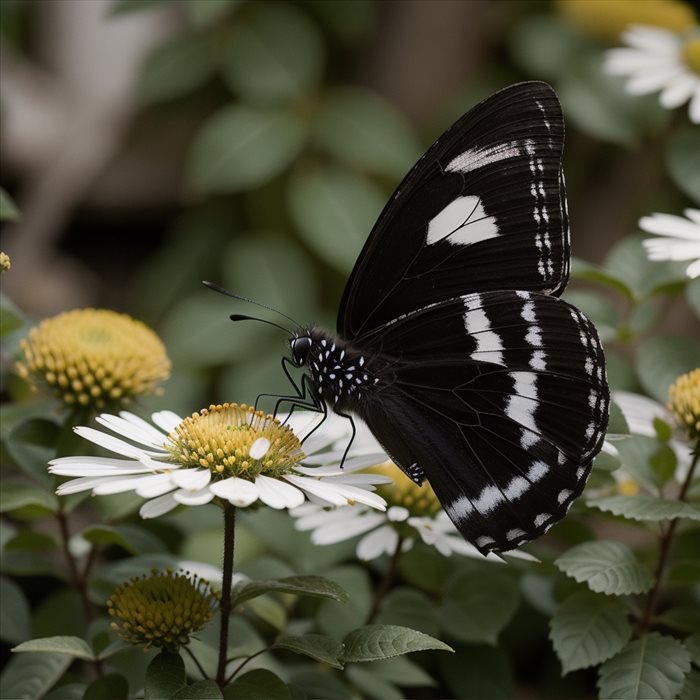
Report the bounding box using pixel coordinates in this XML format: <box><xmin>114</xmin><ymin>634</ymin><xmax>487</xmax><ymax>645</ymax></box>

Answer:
<box><xmin>225</xmin><ymin>645</ymin><xmax>272</xmax><ymax>686</ymax></box>
<box><xmin>216</xmin><ymin>503</ymin><xmax>236</xmax><ymax>688</ymax></box>
<box><xmin>638</xmin><ymin>443</ymin><xmax>699</xmax><ymax>634</ymax></box>
<box><xmin>364</xmin><ymin>535</ymin><xmax>404</xmax><ymax>625</ymax></box>
<box><xmin>183</xmin><ymin>646</ymin><xmax>208</xmax><ymax>680</ymax></box>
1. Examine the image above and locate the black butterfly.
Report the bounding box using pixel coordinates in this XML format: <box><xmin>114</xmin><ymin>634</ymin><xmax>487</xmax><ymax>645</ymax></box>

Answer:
<box><xmin>224</xmin><ymin>82</ymin><xmax>609</xmax><ymax>554</ymax></box>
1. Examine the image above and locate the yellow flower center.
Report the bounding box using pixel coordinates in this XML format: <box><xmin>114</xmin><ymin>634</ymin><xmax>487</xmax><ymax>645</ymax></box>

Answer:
<box><xmin>166</xmin><ymin>403</ymin><xmax>304</xmax><ymax>479</ymax></box>
<box><xmin>667</xmin><ymin>368</ymin><xmax>700</xmax><ymax>440</ymax></box>
<box><xmin>617</xmin><ymin>478</ymin><xmax>640</xmax><ymax>496</ymax></box>
<box><xmin>16</xmin><ymin>308</ymin><xmax>170</xmax><ymax>409</ymax></box>
<box><xmin>107</xmin><ymin>569</ymin><xmax>219</xmax><ymax>652</ymax></box>
<box><xmin>682</xmin><ymin>36</ymin><xmax>700</xmax><ymax>75</ymax></box>
<box><xmin>0</xmin><ymin>251</ymin><xmax>10</xmax><ymax>272</ymax></box>
<box><xmin>367</xmin><ymin>462</ymin><xmax>442</xmax><ymax>517</ymax></box>
<box><xmin>557</xmin><ymin>0</ymin><xmax>697</xmax><ymax>41</ymax></box>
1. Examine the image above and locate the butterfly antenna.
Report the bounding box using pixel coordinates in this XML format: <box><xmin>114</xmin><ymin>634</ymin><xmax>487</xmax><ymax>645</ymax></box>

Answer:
<box><xmin>203</xmin><ymin>281</ymin><xmax>301</xmax><ymax>331</ymax></box>
<box><xmin>230</xmin><ymin>314</ymin><xmax>291</xmax><ymax>334</ymax></box>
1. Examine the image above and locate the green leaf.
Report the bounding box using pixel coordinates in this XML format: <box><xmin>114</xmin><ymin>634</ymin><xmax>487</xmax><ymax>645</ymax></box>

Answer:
<box><xmin>1</xmin><ymin>293</ymin><xmax>23</xmax><ymax>336</ymax></box>
<box><xmin>680</xmin><ymin>670</ymin><xmax>700</xmax><ymax>700</ymax></box>
<box><xmin>685</xmin><ymin>633</ymin><xmax>700</xmax><ymax>666</ymax></box>
<box><xmin>224</xmin><ymin>670</ymin><xmax>290</xmax><ymax>699</ymax></box>
<box><xmin>598</xmin><ymin>633</ymin><xmax>691</xmax><ymax>699</ymax></box>
<box><xmin>439</xmin><ymin>644</ymin><xmax>513</xmax><ymax>699</ymax></box>
<box><xmin>5</xmin><ymin>417</ymin><xmax>62</xmax><ymax>484</ymax></box>
<box><xmin>45</xmin><ymin>682</ymin><xmax>87</xmax><ymax>699</ymax></box>
<box><xmin>313</xmin><ymin>87</ymin><xmax>420</xmax><ymax>177</ymax></box>
<box><xmin>438</xmin><ymin>569</ymin><xmax>520</xmax><ymax>645</ymax></box>
<box><xmin>172</xmin><ymin>680</ymin><xmax>222</xmax><ymax>699</ymax></box>
<box><xmin>233</xmin><ymin>574</ymin><xmax>349</xmax><ymax>605</ymax></box>
<box><xmin>570</xmin><ymin>257</ymin><xmax>635</xmax><ymax>301</ymax></box>
<box><xmin>587</xmin><ymin>495</ymin><xmax>700</xmax><ymax>522</ymax></box>
<box><xmin>288</xmin><ymin>166</ymin><xmax>384</xmax><ymax>272</ymax></box>
<box><xmin>344</xmin><ymin>666</ymin><xmax>401</xmax><ymax>700</ymax></box>
<box><xmin>636</xmin><ymin>336</ymin><xmax>700</xmax><ymax>404</ymax></box>
<box><xmin>655</xmin><ymin>607</ymin><xmax>700</xmax><ymax>633</ymax></box>
<box><xmin>0</xmin><ymin>483</ymin><xmax>58</xmax><ymax>515</ymax></box>
<box><xmin>185</xmin><ymin>0</ymin><xmax>237</xmax><ymax>26</ymax></box>
<box><xmin>317</xmin><ymin>566</ymin><xmax>372</xmax><ymax>638</ymax></box>
<box><xmin>110</xmin><ymin>0</ymin><xmax>174</xmax><ymax>14</ymax></box>
<box><xmin>187</xmin><ymin>105</ymin><xmax>307</xmax><ymax>193</ymax></box>
<box><xmin>554</xmin><ymin>541</ymin><xmax>653</xmax><ymax>596</ymax></box>
<box><xmin>604</xmin><ymin>235</ymin><xmax>686</xmax><ymax>302</ymax></box>
<box><xmin>0</xmin><ymin>577</ymin><xmax>31</xmax><ymax>644</ymax></box>
<box><xmin>549</xmin><ymin>592</ymin><xmax>632</xmax><ymax>674</ymax></box>
<box><xmin>341</xmin><ymin>624</ymin><xmax>452</xmax><ymax>663</ymax></box>
<box><xmin>368</xmin><ymin>655</ymin><xmax>435</xmax><ymax>687</ymax></box>
<box><xmin>242</xmin><ymin>594</ymin><xmax>287</xmax><ymax>630</ymax></box>
<box><xmin>83</xmin><ymin>673</ymin><xmax>129</xmax><ymax>700</ymax></box>
<box><xmin>0</xmin><ymin>187</ymin><xmax>20</xmax><ymax>221</ymax></box>
<box><xmin>145</xmin><ymin>651</ymin><xmax>186</xmax><ymax>700</ymax></box>
<box><xmin>274</xmin><ymin>634</ymin><xmax>344</xmax><ymax>669</ymax></box>
<box><xmin>666</xmin><ymin>126</ymin><xmax>700</xmax><ymax>204</ymax></box>
<box><xmin>136</xmin><ymin>31</ymin><xmax>214</xmax><ymax>104</ymax></box>
<box><xmin>13</xmin><ymin>636</ymin><xmax>94</xmax><ymax>660</ymax></box>
<box><xmin>220</xmin><ymin>2</ymin><xmax>323</xmax><ymax>104</ymax></box>
<box><xmin>0</xmin><ymin>652</ymin><xmax>72</xmax><ymax>700</ymax></box>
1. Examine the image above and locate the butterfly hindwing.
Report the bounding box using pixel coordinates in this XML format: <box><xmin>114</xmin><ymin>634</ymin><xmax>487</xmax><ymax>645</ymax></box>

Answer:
<box><xmin>338</xmin><ymin>82</ymin><xmax>570</xmax><ymax>342</ymax></box>
<box><xmin>357</xmin><ymin>291</ymin><xmax>608</xmax><ymax>553</ymax></box>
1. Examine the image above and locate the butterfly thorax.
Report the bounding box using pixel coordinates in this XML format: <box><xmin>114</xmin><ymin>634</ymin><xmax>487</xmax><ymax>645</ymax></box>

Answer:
<box><xmin>290</xmin><ymin>328</ymin><xmax>379</xmax><ymax>409</ymax></box>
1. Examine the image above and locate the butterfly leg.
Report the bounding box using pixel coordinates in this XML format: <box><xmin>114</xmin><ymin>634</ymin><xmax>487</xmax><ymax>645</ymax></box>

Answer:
<box><xmin>332</xmin><ymin>408</ymin><xmax>356</xmax><ymax>469</ymax></box>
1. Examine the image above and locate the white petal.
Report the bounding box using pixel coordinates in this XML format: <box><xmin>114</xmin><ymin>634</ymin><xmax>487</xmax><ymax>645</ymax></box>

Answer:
<box><xmin>151</xmin><ymin>410</ymin><xmax>182</xmax><ymax>433</ymax></box>
<box><xmin>74</xmin><ymin>426</ymin><xmax>162</xmax><ymax>459</ymax></box>
<box><xmin>170</xmin><ymin>469</ymin><xmax>211</xmax><ymax>491</ymax></box>
<box><xmin>639</xmin><ymin>212</ymin><xmax>700</xmax><ymax>239</ymax></box>
<box><xmin>294</xmin><ymin>505</ymin><xmax>359</xmax><ymax>530</ymax></box>
<box><xmin>623</xmin><ymin>26</ymin><xmax>679</xmax><ymax>53</ymax></box>
<box><xmin>689</xmin><ymin>88</ymin><xmax>700</xmax><ymax>124</ymax></box>
<box><xmin>209</xmin><ymin>477</ymin><xmax>258</xmax><ymax>506</ymax></box>
<box><xmin>357</xmin><ymin>525</ymin><xmax>398</xmax><ymax>561</ymax></box>
<box><xmin>119</xmin><ymin>411</ymin><xmax>171</xmax><ymax>442</ymax></box>
<box><xmin>659</xmin><ymin>73</ymin><xmax>697</xmax><ymax>108</ymax></box>
<box><xmin>255</xmin><ymin>474</ymin><xmax>305</xmax><ymax>509</ymax></box>
<box><xmin>249</xmin><ymin>438</ymin><xmax>271</xmax><ymax>460</ymax></box>
<box><xmin>626</xmin><ymin>66</ymin><xmax>683</xmax><ymax>94</ymax></box>
<box><xmin>285</xmin><ymin>475</ymin><xmax>387</xmax><ymax>510</ymax></box>
<box><xmin>49</xmin><ymin>457</ymin><xmax>153</xmax><ymax>477</ymax></box>
<box><xmin>613</xmin><ymin>390</ymin><xmax>670</xmax><ymax>436</ymax></box>
<box><xmin>284</xmin><ymin>475</ymin><xmax>348</xmax><ymax>506</ymax></box>
<box><xmin>95</xmin><ymin>414</ymin><xmax>166</xmax><ymax>449</ymax></box>
<box><xmin>92</xmin><ymin>474</ymin><xmax>166</xmax><ymax>495</ymax></box>
<box><xmin>387</xmin><ymin>506</ymin><xmax>409</xmax><ymax>522</ymax></box>
<box><xmin>135</xmin><ymin>473</ymin><xmax>178</xmax><ymax>498</ymax></box>
<box><xmin>685</xmin><ymin>258</ymin><xmax>700</xmax><ymax>278</ymax></box>
<box><xmin>174</xmin><ymin>487</ymin><xmax>215</xmax><ymax>506</ymax></box>
<box><xmin>139</xmin><ymin>493</ymin><xmax>179</xmax><ymax>518</ymax></box>
<box><xmin>56</xmin><ymin>475</ymin><xmax>127</xmax><ymax>495</ymax></box>
<box><xmin>312</xmin><ymin>512</ymin><xmax>386</xmax><ymax>545</ymax></box>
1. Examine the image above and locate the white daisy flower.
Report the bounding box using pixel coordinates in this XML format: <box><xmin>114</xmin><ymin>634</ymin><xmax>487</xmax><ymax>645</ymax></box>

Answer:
<box><xmin>639</xmin><ymin>208</ymin><xmax>700</xmax><ymax>279</ymax></box>
<box><xmin>49</xmin><ymin>404</ymin><xmax>390</xmax><ymax>519</ymax></box>
<box><xmin>604</xmin><ymin>25</ymin><xmax>700</xmax><ymax>123</ymax></box>
<box><xmin>291</xmin><ymin>463</ymin><xmax>537</xmax><ymax>564</ymax></box>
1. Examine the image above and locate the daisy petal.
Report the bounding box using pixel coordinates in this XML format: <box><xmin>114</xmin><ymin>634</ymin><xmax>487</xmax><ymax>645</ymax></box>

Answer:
<box><xmin>73</xmin><ymin>426</ymin><xmax>161</xmax><ymax>459</ymax></box>
<box><xmin>312</xmin><ymin>512</ymin><xmax>386</xmax><ymax>544</ymax></box>
<box><xmin>135</xmin><ymin>473</ymin><xmax>178</xmax><ymax>498</ymax></box>
<box><xmin>249</xmin><ymin>438</ymin><xmax>271</xmax><ymax>460</ymax></box>
<box><xmin>170</xmin><ymin>469</ymin><xmax>211</xmax><ymax>491</ymax></box>
<box><xmin>56</xmin><ymin>475</ymin><xmax>128</xmax><ymax>495</ymax></box>
<box><xmin>95</xmin><ymin>414</ymin><xmax>166</xmax><ymax>449</ymax></box>
<box><xmin>209</xmin><ymin>477</ymin><xmax>258</xmax><ymax>507</ymax></box>
<box><xmin>357</xmin><ymin>525</ymin><xmax>398</xmax><ymax>560</ymax></box>
<box><xmin>387</xmin><ymin>506</ymin><xmax>409</xmax><ymax>522</ymax></box>
<box><xmin>93</xmin><ymin>474</ymin><xmax>168</xmax><ymax>495</ymax></box>
<box><xmin>174</xmin><ymin>487</ymin><xmax>215</xmax><ymax>506</ymax></box>
<box><xmin>140</xmin><ymin>493</ymin><xmax>179</xmax><ymax>518</ymax></box>
<box><xmin>255</xmin><ymin>475</ymin><xmax>305</xmax><ymax>509</ymax></box>
<box><xmin>151</xmin><ymin>410</ymin><xmax>182</xmax><ymax>433</ymax></box>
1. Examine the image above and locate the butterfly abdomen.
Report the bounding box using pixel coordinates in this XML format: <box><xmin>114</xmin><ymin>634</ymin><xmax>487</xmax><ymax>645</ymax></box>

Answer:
<box><xmin>306</xmin><ymin>329</ymin><xmax>380</xmax><ymax>409</ymax></box>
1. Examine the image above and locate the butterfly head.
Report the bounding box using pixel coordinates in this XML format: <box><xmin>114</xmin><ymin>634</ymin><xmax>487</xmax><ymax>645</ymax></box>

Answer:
<box><xmin>289</xmin><ymin>334</ymin><xmax>312</xmax><ymax>367</ymax></box>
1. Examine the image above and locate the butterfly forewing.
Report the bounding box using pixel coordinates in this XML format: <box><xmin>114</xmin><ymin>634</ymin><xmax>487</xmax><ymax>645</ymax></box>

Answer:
<box><xmin>356</xmin><ymin>291</ymin><xmax>608</xmax><ymax>553</ymax></box>
<box><xmin>338</xmin><ymin>82</ymin><xmax>570</xmax><ymax>342</ymax></box>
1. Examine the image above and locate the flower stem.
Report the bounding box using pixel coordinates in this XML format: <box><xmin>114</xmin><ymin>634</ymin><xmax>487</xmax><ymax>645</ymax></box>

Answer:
<box><xmin>638</xmin><ymin>443</ymin><xmax>699</xmax><ymax>634</ymax></box>
<box><xmin>183</xmin><ymin>646</ymin><xmax>208</xmax><ymax>680</ymax></box>
<box><xmin>365</xmin><ymin>536</ymin><xmax>403</xmax><ymax>625</ymax></box>
<box><xmin>216</xmin><ymin>503</ymin><xmax>236</xmax><ymax>688</ymax></box>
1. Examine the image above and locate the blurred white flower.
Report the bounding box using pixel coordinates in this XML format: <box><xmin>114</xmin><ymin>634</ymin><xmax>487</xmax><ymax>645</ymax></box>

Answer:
<box><xmin>639</xmin><ymin>208</ymin><xmax>700</xmax><ymax>279</ymax></box>
<box><xmin>605</xmin><ymin>25</ymin><xmax>700</xmax><ymax>123</ymax></box>
<box><xmin>49</xmin><ymin>404</ymin><xmax>390</xmax><ymax>519</ymax></box>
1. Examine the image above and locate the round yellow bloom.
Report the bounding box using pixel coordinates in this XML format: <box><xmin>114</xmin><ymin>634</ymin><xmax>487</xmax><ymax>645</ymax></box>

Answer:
<box><xmin>17</xmin><ymin>308</ymin><xmax>170</xmax><ymax>409</ymax></box>
<box><xmin>557</xmin><ymin>0</ymin><xmax>697</xmax><ymax>41</ymax></box>
<box><xmin>0</xmin><ymin>252</ymin><xmax>10</xmax><ymax>272</ymax></box>
<box><xmin>368</xmin><ymin>462</ymin><xmax>442</xmax><ymax>517</ymax></box>
<box><xmin>107</xmin><ymin>569</ymin><xmax>219</xmax><ymax>651</ymax></box>
<box><xmin>166</xmin><ymin>403</ymin><xmax>304</xmax><ymax>479</ymax></box>
<box><xmin>668</xmin><ymin>369</ymin><xmax>700</xmax><ymax>440</ymax></box>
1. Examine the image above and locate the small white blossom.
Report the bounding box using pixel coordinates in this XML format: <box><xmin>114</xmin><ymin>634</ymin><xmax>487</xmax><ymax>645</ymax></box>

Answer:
<box><xmin>639</xmin><ymin>208</ymin><xmax>700</xmax><ymax>279</ymax></box>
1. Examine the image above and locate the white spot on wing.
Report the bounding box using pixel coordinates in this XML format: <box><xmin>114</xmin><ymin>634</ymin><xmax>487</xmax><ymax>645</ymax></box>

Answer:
<box><xmin>474</xmin><ymin>485</ymin><xmax>505</xmax><ymax>513</ymax></box>
<box><xmin>464</xmin><ymin>300</ymin><xmax>505</xmax><ymax>366</ymax></box>
<box><xmin>445</xmin><ymin>495</ymin><xmax>474</xmax><ymax>524</ymax></box>
<box><xmin>505</xmin><ymin>372</ymin><xmax>539</xmax><ymax>432</ymax></box>
<box><xmin>426</xmin><ymin>196</ymin><xmax>499</xmax><ymax>247</ymax></box>
<box><xmin>446</xmin><ymin>141</ymin><xmax>521</xmax><ymax>174</ymax></box>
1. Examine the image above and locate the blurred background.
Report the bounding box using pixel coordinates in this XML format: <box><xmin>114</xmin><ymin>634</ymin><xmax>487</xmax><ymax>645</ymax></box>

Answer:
<box><xmin>1</xmin><ymin>0</ymin><xmax>697</xmax><ymax>415</ymax></box>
